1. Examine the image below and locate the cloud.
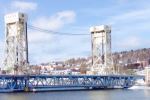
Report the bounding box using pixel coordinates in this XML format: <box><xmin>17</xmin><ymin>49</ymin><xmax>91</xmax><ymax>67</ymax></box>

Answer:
<box><xmin>29</xmin><ymin>10</ymin><xmax>76</xmax><ymax>42</ymax></box>
<box><xmin>28</xmin><ymin>35</ymin><xmax>91</xmax><ymax>64</ymax></box>
<box><xmin>32</xmin><ymin>10</ymin><xmax>76</xmax><ymax>30</ymax></box>
<box><xmin>115</xmin><ymin>36</ymin><xmax>141</xmax><ymax>50</ymax></box>
<box><xmin>108</xmin><ymin>8</ymin><xmax>150</xmax><ymax>25</ymax></box>
<box><xmin>28</xmin><ymin>10</ymin><xmax>77</xmax><ymax>64</ymax></box>
<box><xmin>28</xmin><ymin>30</ymin><xmax>52</xmax><ymax>43</ymax></box>
<box><xmin>11</xmin><ymin>1</ymin><xmax>37</xmax><ymax>11</ymax></box>
<box><xmin>102</xmin><ymin>7</ymin><xmax>150</xmax><ymax>51</ymax></box>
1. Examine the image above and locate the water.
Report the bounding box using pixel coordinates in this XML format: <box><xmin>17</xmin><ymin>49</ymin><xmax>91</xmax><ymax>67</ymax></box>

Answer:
<box><xmin>0</xmin><ymin>89</ymin><xmax>150</xmax><ymax>100</ymax></box>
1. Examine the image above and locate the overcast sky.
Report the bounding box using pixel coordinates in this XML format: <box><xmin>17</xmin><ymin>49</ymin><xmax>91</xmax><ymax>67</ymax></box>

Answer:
<box><xmin>0</xmin><ymin>0</ymin><xmax>150</xmax><ymax>65</ymax></box>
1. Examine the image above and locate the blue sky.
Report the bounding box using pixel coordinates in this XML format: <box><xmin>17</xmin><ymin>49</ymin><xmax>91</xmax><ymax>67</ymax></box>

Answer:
<box><xmin>0</xmin><ymin>0</ymin><xmax>150</xmax><ymax>65</ymax></box>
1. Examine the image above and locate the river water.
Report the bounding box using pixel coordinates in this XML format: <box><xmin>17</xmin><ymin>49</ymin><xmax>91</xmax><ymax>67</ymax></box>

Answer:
<box><xmin>0</xmin><ymin>89</ymin><xmax>150</xmax><ymax>100</ymax></box>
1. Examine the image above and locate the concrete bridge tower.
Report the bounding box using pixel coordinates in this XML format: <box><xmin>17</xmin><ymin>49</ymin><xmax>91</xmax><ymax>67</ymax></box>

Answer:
<box><xmin>4</xmin><ymin>12</ymin><xmax>28</xmax><ymax>74</ymax></box>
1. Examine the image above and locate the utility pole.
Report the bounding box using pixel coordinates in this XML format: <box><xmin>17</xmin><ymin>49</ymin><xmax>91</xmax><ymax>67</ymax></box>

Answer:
<box><xmin>145</xmin><ymin>66</ymin><xmax>150</xmax><ymax>86</ymax></box>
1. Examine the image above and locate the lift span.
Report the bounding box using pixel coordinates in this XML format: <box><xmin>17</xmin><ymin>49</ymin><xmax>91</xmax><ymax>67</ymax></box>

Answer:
<box><xmin>0</xmin><ymin>75</ymin><xmax>144</xmax><ymax>92</ymax></box>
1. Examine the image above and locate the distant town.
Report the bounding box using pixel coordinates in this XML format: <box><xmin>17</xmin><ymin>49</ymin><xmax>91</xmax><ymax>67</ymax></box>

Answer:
<box><xmin>1</xmin><ymin>48</ymin><xmax>148</xmax><ymax>75</ymax></box>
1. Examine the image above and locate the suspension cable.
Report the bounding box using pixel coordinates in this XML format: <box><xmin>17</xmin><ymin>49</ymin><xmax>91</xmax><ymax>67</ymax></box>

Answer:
<box><xmin>27</xmin><ymin>24</ymin><xmax>90</xmax><ymax>36</ymax></box>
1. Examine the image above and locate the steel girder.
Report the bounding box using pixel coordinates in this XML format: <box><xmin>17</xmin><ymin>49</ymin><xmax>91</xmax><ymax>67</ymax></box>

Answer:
<box><xmin>0</xmin><ymin>75</ymin><xmax>144</xmax><ymax>92</ymax></box>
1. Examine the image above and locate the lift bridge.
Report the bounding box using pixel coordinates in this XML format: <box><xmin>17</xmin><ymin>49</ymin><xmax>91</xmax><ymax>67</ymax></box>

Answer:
<box><xmin>0</xmin><ymin>12</ymin><xmax>145</xmax><ymax>92</ymax></box>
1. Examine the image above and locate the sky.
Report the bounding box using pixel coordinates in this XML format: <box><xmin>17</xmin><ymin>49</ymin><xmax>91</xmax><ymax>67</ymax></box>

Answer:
<box><xmin>0</xmin><ymin>0</ymin><xmax>150</xmax><ymax>65</ymax></box>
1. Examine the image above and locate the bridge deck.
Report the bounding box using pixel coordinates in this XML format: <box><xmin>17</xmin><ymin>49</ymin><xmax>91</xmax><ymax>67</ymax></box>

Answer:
<box><xmin>0</xmin><ymin>75</ymin><xmax>144</xmax><ymax>92</ymax></box>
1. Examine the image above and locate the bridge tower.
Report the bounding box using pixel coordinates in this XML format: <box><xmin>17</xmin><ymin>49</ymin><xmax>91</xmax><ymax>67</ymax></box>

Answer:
<box><xmin>4</xmin><ymin>12</ymin><xmax>28</xmax><ymax>74</ymax></box>
<box><xmin>90</xmin><ymin>25</ymin><xmax>113</xmax><ymax>75</ymax></box>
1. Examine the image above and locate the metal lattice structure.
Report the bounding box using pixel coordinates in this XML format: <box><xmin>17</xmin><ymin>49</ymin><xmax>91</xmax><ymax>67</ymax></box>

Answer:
<box><xmin>4</xmin><ymin>12</ymin><xmax>28</xmax><ymax>74</ymax></box>
<box><xmin>90</xmin><ymin>25</ymin><xmax>112</xmax><ymax>75</ymax></box>
<box><xmin>0</xmin><ymin>75</ymin><xmax>144</xmax><ymax>92</ymax></box>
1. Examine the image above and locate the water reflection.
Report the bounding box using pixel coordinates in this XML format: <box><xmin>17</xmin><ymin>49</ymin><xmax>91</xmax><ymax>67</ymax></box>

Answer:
<box><xmin>0</xmin><ymin>89</ymin><xmax>150</xmax><ymax>100</ymax></box>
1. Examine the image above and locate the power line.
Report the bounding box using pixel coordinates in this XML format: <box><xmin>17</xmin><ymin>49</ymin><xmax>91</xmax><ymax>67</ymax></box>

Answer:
<box><xmin>27</xmin><ymin>24</ymin><xmax>90</xmax><ymax>36</ymax></box>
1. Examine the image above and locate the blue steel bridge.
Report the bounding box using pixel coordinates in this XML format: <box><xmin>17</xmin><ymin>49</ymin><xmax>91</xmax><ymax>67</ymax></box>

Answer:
<box><xmin>0</xmin><ymin>12</ymin><xmax>146</xmax><ymax>92</ymax></box>
<box><xmin>0</xmin><ymin>75</ymin><xmax>144</xmax><ymax>92</ymax></box>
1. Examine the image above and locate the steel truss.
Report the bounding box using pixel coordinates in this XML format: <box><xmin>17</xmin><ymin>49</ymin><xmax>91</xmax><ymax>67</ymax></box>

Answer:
<box><xmin>0</xmin><ymin>75</ymin><xmax>144</xmax><ymax>92</ymax></box>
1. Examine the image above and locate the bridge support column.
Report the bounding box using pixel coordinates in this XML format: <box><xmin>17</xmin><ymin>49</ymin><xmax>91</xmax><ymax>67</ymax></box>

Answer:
<box><xmin>89</xmin><ymin>25</ymin><xmax>113</xmax><ymax>75</ymax></box>
<box><xmin>4</xmin><ymin>12</ymin><xmax>28</xmax><ymax>74</ymax></box>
